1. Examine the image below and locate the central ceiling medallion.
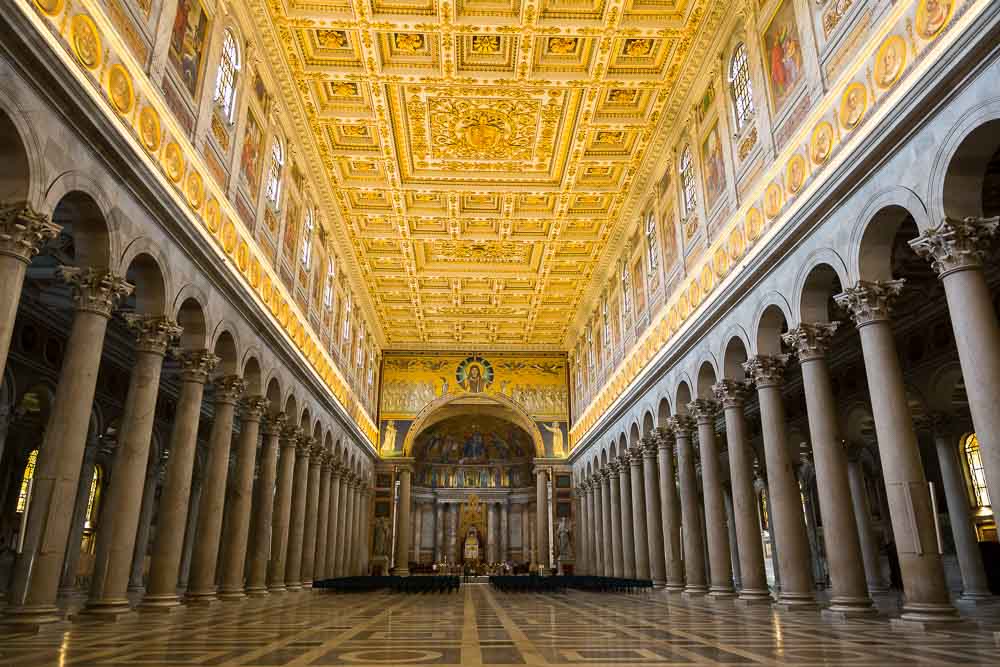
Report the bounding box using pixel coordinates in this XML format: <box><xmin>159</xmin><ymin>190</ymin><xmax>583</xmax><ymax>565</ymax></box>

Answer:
<box><xmin>430</xmin><ymin>99</ymin><xmax>538</xmax><ymax>161</ymax></box>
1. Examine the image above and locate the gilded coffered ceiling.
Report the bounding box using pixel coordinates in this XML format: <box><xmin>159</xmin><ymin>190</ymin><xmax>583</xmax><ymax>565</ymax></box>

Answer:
<box><xmin>249</xmin><ymin>0</ymin><xmax>724</xmax><ymax>349</ymax></box>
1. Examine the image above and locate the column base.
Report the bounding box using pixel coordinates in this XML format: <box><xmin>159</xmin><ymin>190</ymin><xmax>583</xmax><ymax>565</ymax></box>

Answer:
<box><xmin>822</xmin><ymin>607</ymin><xmax>878</xmax><ymax>622</ymax></box>
<box><xmin>126</xmin><ymin>585</ymin><xmax>146</xmax><ymax>595</ymax></box>
<box><xmin>651</xmin><ymin>579</ymin><xmax>666</xmax><ymax>588</ymax></box>
<box><xmin>285</xmin><ymin>583</ymin><xmax>303</xmax><ymax>592</ymax></box>
<box><xmin>244</xmin><ymin>586</ymin><xmax>270</xmax><ymax>598</ymax></box>
<box><xmin>392</xmin><ymin>568</ymin><xmax>410</xmax><ymax>577</ymax></box>
<box><xmin>137</xmin><ymin>594</ymin><xmax>183</xmax><ymax>613</ymax></box>
<box><xmin>735</xmin><ymin>592</ymin><xmax>773</xmax><ymax>607</ymax></box>
<box><xmin>216</xmin><ymin>588</ymin><xmax>247</xmax><ymax>601</ymax></box>
<box><xmin>898</xmin><ymin>601</ymin><xmax>960</xmax><ymax>625</ymax></box>
<box><xmin>890</xmin><ymin>617</ymin><xmax>962</xmax><ymax>633</ymax></box>
<box><xmin>302</xmin><ymin>580</ymin><xmax>313</xmax><ymax>589</ymax></box>
<box><xmin>184</xmin><ymin>591</ymin><xmax>221</xmax><ymax>606</ymax></box>
<box><xmin>955</xmin><ymin>593</ymin><xmax>995</xmax><ymax>608</ymax></box>
<box><xmin>267</xmin><ymin>585</ymin><xmax>287</xmax><ymax>594</ymax></box>
<box><xmin>708</xmin><ymin>586</ymin><xmax>737</xmax><ymax>599</ymax></box>
<box><xmin>2</xmin><ymin>604</ymin><xmax>65</xmax><ymax>632</ymax></box>
<box><xmin>825</xmin><ymin>595</ymin><xmax>877</xmax><ymax>618</ymax></box>
<box><xmin>682</xmin><ymin>585</ymin><xmax>708</xmax><ymax>599</ymax></box>
<box><xmin>774</xmin><ymin>592</ymin><xmax>819</xmax><ymax>611</ymax></box>
<box><xmin>664</xmin><ymin>582</ymin><xmax>686</xmax><ymax>593</ymax></box>
<box><xmin>75</xmin><ymin>599</ymin><xmax>135</xmax><ymax>622</ymax></box>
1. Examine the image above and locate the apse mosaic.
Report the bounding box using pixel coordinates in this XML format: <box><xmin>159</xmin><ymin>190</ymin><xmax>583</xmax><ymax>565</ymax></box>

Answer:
<box><xmin>412</xmin><ymin>416</ymin><xmax>533</xmax><ymax>489</ymax></box>
<box><xmin>380</xmin><ymin>352</ymin><xmax>568</xmax><ymax>421</ymax></box>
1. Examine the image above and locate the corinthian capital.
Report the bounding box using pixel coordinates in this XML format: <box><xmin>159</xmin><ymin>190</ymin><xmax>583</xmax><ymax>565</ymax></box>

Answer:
<box><xmin>240</xmin><ymin>395</ymin><xmax>269</xmax><ymax>422</ymax></box>
<box><xmin>0</xmin><ymin>204</ymin><xmax>61</xmax><ymax>263</ymax></box>
<box><xmin>214</xmin><ymin>375</ymin><xmax>246</xmax><ymax>405</ymax></box>
<box><xmin>743</xmin><ymin>354</ymin><xmax>789</xmax><ymax>388</ymax></box>
<box><xmin>653</xmin><ymin>426</ymin><xmax>675</xmax><ymax>448</ymax></box>
<box><xmin>909</xmin><ymin>216</ymin><xmax>999</xmax><ymax>277</ymax></box>
<box><xmin>687</xmin><ymin>399</ymin><xmax>719</xmax><ymax>424</ymax></box>
<box><xmin>124</xmin><ymin>314</ymin><xmax>182</xmax><ymax>356</ymax></box>
<box><xmin>712</xmin><ymin>380</ymin><xmax>749</xmax><ymax>408</ymax></box>
<box><xmin>174</xmin><ymin>349</ymin><xmax>220</xmax><ymax>383</ymax></box>
<box><xmin>297</xmin><ymin>436</ymin><xmax>316</xmax><ymax>456</ymax></box>
<box><xmin>57</xmin><ymin>266</ymin><xmax>133</xmax><ymax>318</ymax></box>
<box><xmin>262</xmin><ymin>411</ymin><xmax>286</xmax><ymax>436</ymax></box>
<box><xmin>666</xmin><ymin>414</ymin><xmax>695</xmax><ymax>436</ymax></box>
<box><xmin>783</xmin><ymin>322</ymin><xmax>839</xmax><ymax>363</ymax></box>
<box><xmin>834</xmin><ymin>280</ymin><xmax>905</xmax><ymax>327</ymax></box>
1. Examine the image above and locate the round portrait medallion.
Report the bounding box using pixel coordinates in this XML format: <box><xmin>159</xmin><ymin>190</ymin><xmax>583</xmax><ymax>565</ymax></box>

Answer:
<box><xmin>163</xmin><ymin>142</ymin><xmax>184</xmax><ymax>183</ymax></box>
<box><xmin>185</xmin><ymin>170</ymin><xmax>204</xmax><ymax>209</ymax></box>
<box><xmin>203</xmin><ymin>198</ymin><xmax>221</xmax><ymax>234</ymax></box>
<box><xmin>744</xmin><ymin>207</ymin><xmax>763</xmax><ymax>242</ymax></box>
<box><xmin>728</xmin><ymin>226</ymin><xmax>745</xmax><ymax>261</ymax></box>
<box><xmin>138</xmin><ymin>106</ymin><xmax>161</xmax><ymax>153</ymax></box>
<box><xmin>236</xmin><ymin>240</ymin><xmax>250</xmax><ymax>273</ymax></box>
<box><xmin>70</xmin><ymin>14</ymin><xmax>101</xmax><ymax>70</ymax></box>
<box><xmin>764</xmin><ymin>182</ymin><xmax>784</xmax><ymax>219</ymax></box>
<box><xmin>713</xmin><ymin>246</ymin><xmax>729</xmax><ymax>278</ymax></box>
<box><xmin>916</xmin><ymin>0</ymin><xmax>954</xmax><ymax>40</ymax></box>
<box><xmin>107</xmin><ymin>64</ymin><xmax>134</xmax><ymax>115</ymax></box>
<box><xmin>220</xmin><ymin>219</ymin><xmax>237</xmax><ymax>254</ymax></box>
<box><xmin>699</xmin><ymin>263</ymin><xmax>714</xmax><ymax>295</ymax></box>
<box><xmin>810</xmin><ymin>121</ymin><xmax>835</xmax><ymax>165</ymax></box>
<box><xmin>874</xmin><ymin>35</ymin><xmax>906</xmax><ymax>89</ymax></box>
<box><xmin>839</xmin><ymin>82</ymin><xmax>868</xmax><ymax>131</ymax></box>
<box><xmin>786</xmin><ymin>154</ymin><xmax>807</xmax><ymax>195</ymax></box>
<box><xmin>34</xmin><ymin>0</ymin><xmax>65</xmax><ymax>16</ymax></box>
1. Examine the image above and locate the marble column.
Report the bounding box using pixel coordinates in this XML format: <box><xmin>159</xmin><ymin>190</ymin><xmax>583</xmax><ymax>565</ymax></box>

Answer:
<box><xmin>325</xmin><ymin>466</ymin><xmax>342</xmax><ymax>578</ymax></box>
<box><xmin>58</xmin><ymin>443</ymin><xmax>98</xmax><ymax>596</ymax></box>
<box><xmin>744</xmin><ymin>356</ymin><xmax>816</xmax><ymax>609</ymax></box>
<box><xmin>714</xmin><ymin>381</ymin><xmax>770</xmax><ymax>604</ymax></box>
<box><xmin>655</xmin><ymin>428</ymin><xmax>685</xmax><ymax>591</ymax></box>
<box><xmin>140</xmin><ymin>351</ymin><xmax>217</xmax><ymax>610</ymax></box>
<box><xmin>927</xmin><ymin>416</ymin><xmax>992</xmax><ymax>602</ymax></box>
<box><xmin>593</xmin><ymin>474</ymin><xmax>607</xmax><ymax>575</ymax></box>
<box><xmin>607</xmin><ymin>463</ymin><xmax>624</xmax><ymax>577</ymax></box>
<box><xmin>303</xmin><ymin>443</ymin><xmax>325</xmax><ymax>587</ymax></box>
<box><xmin>350</xmin><ymin>482</ymin><xmax>363</xmax><ymax>574</ymax></box>
<box><xmin>127</xmin><ymin>458</ymin><xmax>162</xmax><ymax>594</ymax></box>
<box><xmin>334</xmin><ymin>472</ymin><xmax>351</xmax><ymax>576</ymax></box>
<box><xmin>641</xmin><ymin>438</ymin><xmax>666</xmax><ymax>586</ymax></box>
<box><xmin>313</xmin><ymin>454</ymin><xmax>332</xmax><ymax>584</ymax></box>
<box><xmin>186</xmin><ymin>375</ymin><xmax>244</xmax><ymax>603</ymax></box>
<box><xmin>84</xmin><ymin>316</ymin><xmax>180</xmax><ymax>618</ymax></box>
<box><xmin>689</xmin><ymin>400</ymin><xmax>735</xmax><ymax>598</ymax></box>
<box><xmin>0</xmin><ymin>206</ymin><xmax>60</xmax><ymax>379</ymax></box>
<box><xmin>411</xmin><ymin>501</ymin><xmax>423</xmax><ymax>565</ymax></box>
<box><xmin>434</xmin><ymin>502</ymin><xmax>443</xmax><ymax>563</ymax></box>
<box><xmin>577</xmin><ymin>486</ymin><xmax>589</xmax><ymax>574</ymax></box>
<box><xmin>520</xmin><ymin>503</ymin><xmax>530</xmax><ymax>564</ymax></box>
<box><xmin>216</xmin><ymin>396</ymin><xmax>266</xmax><ymax>599</ymax></box>
<box><xmin>535</xmin><ymin>467</ymin><xmax>549</xmax><ymax>571</ymax></box>
<box><xmin>500</xmin><ymin>503</ymin><xmax>509</xmax><ymax>562</ymax></box>
<box><xmin>343</xmin><ymin>478</ymin><xmax>357</xmax><ymax>574</ymax></box>
<box><xmin>618</xmin><ymin>455</ymin><xmax>637</xmax><ymax>578</ymax></box>
<box><xmin>394</xmin><ymin>465</ymin><xmax>412</xmax><ymax>575</ymax></box>
<box><xmin>5</xmin><ymin>268</ymin><xmax>131</xmax><ymax>629</ymax></box>
<box><xmin>486</xmin><ymin>502</ymin><xmax>497</xmax><ymax>563</ymax></box>
<box><xmin>911</xmin><ymin>217</ymin><xmax>1000</xmax><ymax>518</ymax></box>
<box><xmin>669</xmin><ymin>416</ymin><xmax>706</xmax><ymax>596</ymax></box>
<box><xmin>785</xmin><ymin>324</ymin><xmax>875</xmax><ymax>617</ymax></box>
<box><xmin>246</xmin><ymin>414</ymin><xmax>284</xmax><ymax>596</ymax></box>
<box><xmin>584</xmin><ymin>482</ymin><xmax>597</xmax><ymax>575</ymax></box>
<box><xmin>285</xmin><ymin>438</ymin><xmax>313</xmax><ymax>590</ymax></box>
<box><xmin>267</xmin><ymin>427</ymin><xmax>300</xmax><ymax>592</ymax></box>
<box><xmin>845</xmin><ymin>444</ymin><xmax>888</xmax><ymax>594</ymax></box>
<box><xmin>836</xmin><ymin>281</ymin><xmax>958</xmax><ymax>625</ymax></box>
<box><xmin>449</xmin><ymin>503</ymin><xmax>459</xmax><ymax>564</ymax></box>
<box><xmin>628</xmin><ymin>447</ymin><xmax>650</xmax><ymax>580</ymax></box>
<box><xmin>723</xmin><ymin>488</ymin><xmax>741</xmax><ymax>590</ymax></box>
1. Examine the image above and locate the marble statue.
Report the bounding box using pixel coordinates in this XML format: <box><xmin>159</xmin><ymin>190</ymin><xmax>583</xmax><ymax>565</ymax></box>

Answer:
<box><xmin>556</xmin><ymin>517</ymin><xmax>573</xmax><ymax>560</ymax></box>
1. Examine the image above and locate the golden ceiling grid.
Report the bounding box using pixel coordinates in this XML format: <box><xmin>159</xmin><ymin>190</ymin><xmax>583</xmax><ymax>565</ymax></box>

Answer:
<box><xmin>251</xmin><ymin>0</ymin><xmax>718</xmax><ymax>348</ymax></box>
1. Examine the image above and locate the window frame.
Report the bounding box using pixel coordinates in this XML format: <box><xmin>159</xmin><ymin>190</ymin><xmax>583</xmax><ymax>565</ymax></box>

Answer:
<box><xmin>213</xmin><ymin>29</ymin><xmax>241</xmax><ymax>123</ymax></box>
<box><xmin>729</xmin><ymin>42</ymin><xmax>755</xmax><ymax>132</ymax></box>
<box><xmin>645</xmin><ymin>210</ymin><xmax>659</xmax><ymax>274</ymax></box>
<box><xmin>679</xmin><ymin>146</ymin><xmax>697</xmax><ymax>218</ymax></box>
<box><xmin>264</xmin><ymin>136</ymin><xmax>285</xmax><ymax>208</ymax></box>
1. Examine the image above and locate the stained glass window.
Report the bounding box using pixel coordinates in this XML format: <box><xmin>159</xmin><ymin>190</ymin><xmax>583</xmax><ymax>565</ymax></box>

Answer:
<box><xmin>964</xmin><ymin>433</ymin><xmax>991</xmax><ymax>508</ymax></box>
<box><xmin>301</xmin><ymin>209</ymin><xmax>314</xmax><ymax>267</ymax></box>
<box><xmin>213</xmin><ymin>30</ymin><xmax>241</xmax><ymax>122</ymax></box>
<box><xmin>15</xmin><ymin>449</ymin><xmax>38</xmax><ymax>514</ymax></box>
<box><xmin>645</xmin><ymin>211</ymin><xmax>659</xmax><ymax>273</ymax></box>
<box><xmin>265</xmin><ymin>137</ymin><xmax>284</xmax><ymax>207</ymax></box>
<box><xmin>602</xmin><ymin>301</ymin><xmax>611</xmax><ymax>349</ymax></box>
<box><xmin>621</xmin><ymin>262</ymin><xmax>632</xmax><ymax>315</ymax></box>
<box><xmin>680</xmin><ymin>147</ymin><xmax>697</xmax><ymax>217</ymax></box>
<box><xmin>324</xmin><ymin>258</ymin><xmax>335</xmax><ymax>309</ymax></box>
<box><xmin>730</xmin><ymin>43</ymin><xmax>755</xmax><ymax>131</ymax></box>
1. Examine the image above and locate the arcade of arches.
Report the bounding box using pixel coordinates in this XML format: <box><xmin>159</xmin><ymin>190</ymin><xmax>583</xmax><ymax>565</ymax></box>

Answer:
<box><xmin>2</xmin><ymin>0</ymin><xmax>1000</xmax><ymax>665</ymax></box>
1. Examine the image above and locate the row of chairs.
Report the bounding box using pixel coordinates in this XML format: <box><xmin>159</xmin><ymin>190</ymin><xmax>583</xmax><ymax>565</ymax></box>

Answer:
<box><xmin>314</xmin><ymin>576</ymin><xmax>460</xmax><ymax>594</ymax></box>
<box><xmin>489</xmin><ymin>575</ymin><xmax>655</xmax><ymax>593</ymax></box>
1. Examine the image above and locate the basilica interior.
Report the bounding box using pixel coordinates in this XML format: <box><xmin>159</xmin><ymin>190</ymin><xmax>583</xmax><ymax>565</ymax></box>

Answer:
<box><xmin>1</xmin><ymin>0</ymin><xmax>1000</xmax><ymax>664</ymax></box>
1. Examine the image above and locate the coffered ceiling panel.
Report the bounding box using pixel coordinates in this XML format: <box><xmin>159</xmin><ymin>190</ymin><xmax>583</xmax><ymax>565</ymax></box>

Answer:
<box><xmin>251</xmin><ymin>0</ymin><xmax>721</xmax><ymax>348</ymax></box>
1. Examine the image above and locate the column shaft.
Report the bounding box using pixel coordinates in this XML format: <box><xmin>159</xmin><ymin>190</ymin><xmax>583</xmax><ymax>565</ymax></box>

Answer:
<box><xmin>671</xmin><ymin>419</ymin><xmax>706</xmax><ymax>595</ymax></box>
<box><xmin>535</xmin><ymin>469</ymin><xmax>549</xmax><ymax>571</ymax></box>
<box><xmin>618</xmin><ymin>458</ymin><xmax>636</xmax><ymax>578</ymax></box>
<box><xmin>846</xmin><ymin>454</ymin><xmax>888</xmax><ymax>593</ymax></box>
<box><xmin>285</xmin><ymin>441</ymin><xmax>312</xmax><ymax>590</ymax></box>
<box><xmin>246</xmin><ymin>416</ymin><xmax>283</xmax><ymax>596</ymax></box>
<box><xmin>629</xmin><ymin>453</ymin><xmax>650</xmax><ymax>580</ymax></box>
<box><xmin>593</xmin><ymin>478</ymin><xmax>606</xmax><ymax>575</ymax></box>
<box><xmin>657</xmin><ymin>434</ymin><xmax>685</xmax><ymax>590</ymax></box>
<box><xmin>314</xmin><ymin>460</ymin><xmax>332</xmax><ymax>583</ymax></box>
<box><xmin>607</xmin><ymin>467</ymin><xmax>624</xmax><ymax>577</ymax></box>
<box><xmin>325</xmin><ymin>470</ymin><xmax>343</xmax><ymax>578</ymax></box>
<box><xmin>334</xmin><ymin>474</ymin><xmax>350</xmax><ymax>576</ymax></box>
<box><xmin>642</xmin><ymin>444</ymin><xmax>666</xmax><ymax>585</ymax></box>
<box><xmin>394</xmin><ymin>466</ymin><xmax>412</xmax><ymax>575</ymax></box>
<box><xmin>301</xmin><ymin>446</ymin><xmax>323</xmax><ymax>587</ymax></box>
<box><xmin>267</xmin><ymin>431</ymin><xmax>298</xmax><ymax>592</ymax></box>
<box><xmin>186</xmin><ymin>376</ymin><xmax>243</xmax><ymax>602</ymax></box>
<box><xmin>690</xmin><ymin>402</ymin><xmax>735</xmax><ymax>598</ymax></box>
<box><xmin>6</xmin><ymin>269</ymin><xmax>130</xmax><ymax>628</ymax></box>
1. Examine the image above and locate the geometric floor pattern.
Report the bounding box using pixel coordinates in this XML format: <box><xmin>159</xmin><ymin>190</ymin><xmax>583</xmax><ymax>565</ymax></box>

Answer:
<box><xmin>1</xmin><ymin>587</ymin><xmax>998</xmax><ymax>665</ymax></box>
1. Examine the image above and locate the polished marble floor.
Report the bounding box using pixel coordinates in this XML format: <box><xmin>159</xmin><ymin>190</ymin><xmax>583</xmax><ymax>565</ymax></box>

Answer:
<box><xmin>1</xmin><ymin>586</ymin><xmax>998</xmax><ymax>666</ymax></box>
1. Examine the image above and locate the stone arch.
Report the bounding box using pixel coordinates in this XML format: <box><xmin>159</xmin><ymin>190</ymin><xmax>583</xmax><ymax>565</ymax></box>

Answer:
<box><xmin>212</xmin><ymin>328</ymin><xmax>239</xmax><ymax>376</ymax></box>
<box><xmin>242</xmin><ymin>356</ymin><xmax>263</xmax><ymax>397</ymax></box>
<box><xmin>656</xmin><ymin>396</ymin><xmax>671</xmax><ymax>426</ymax></box>
<box><xmin>795</xmin><ymin>259</ymin><xmax>847</xmax><ymax>325</ymax></box>
<box><xmin>42</xmin><ymin>173</ymin><xmax>119</xmax><ymax>268</ymax></box>
<box><xmin>722</xmin><ymin>334</ymin><xmax>750</xmax><ymax>380</ymax></box>
<box><xmin>695</xmin><ymin>359</ymin><xmax>718</xmax><ymax>399</ymax></box>
<box><xmin>641</xmin><ymin>410</ymin><xmax>655</xmax><ymax>437</ymax></box>
<box><xmin>0</xmin><ymin>98</ymin><xmax>39</xmax><ymax>206</ymax></box>
<box><xmin>850</xmin><ymin>190</ymin><xmax>929</xmax><ymax>281</ymax></box>
<box><xmin>674</xmin><ymin>380</ymin><xmax>692</xmax><ymax>414</ymax></box>
<box><xmin>174</xmin><ymin>296</ymin><xmax>208</xmax><ymax>351</ymax></box>
<box><xmin>927</xmin><ymin>96</ymin><xmax>1000</xmax><ymax>221</ymax></box>
<box><xmin>628</xmin><ymin>422</ymin><xmax>641</xmax><ymax>448</ymax></box>
<box><xmin>924</xmin><ymin>361</ymin><xmax>966</xmax><ymax>415</ymax></box>
<box><xmin>753</xmin><ymin>301</ymin><xmax>790</xmax><ymax>356</ymax></box>
<box><xmin>300</xmin><ymin>406</ymin><xmax>312</xmax><ymax>433</ymax></box>
<box><xmin>265</xmin><ymin>376</ymin><xmax>282</xmax><ymax>416</ymax></box>
<box><xmin>122</xmin><ymin>250</ymin><xmax>167</xmax><ymax>317</ymax></box>
<box><xmin>401</xmin><ymin>392</ymin><xmax>546</xmax><ymax>458</ymax></box>
<box><xmin>283</xmin><ymin>393</ymin><xmax>299</xmax><ymax>426</ymax></box>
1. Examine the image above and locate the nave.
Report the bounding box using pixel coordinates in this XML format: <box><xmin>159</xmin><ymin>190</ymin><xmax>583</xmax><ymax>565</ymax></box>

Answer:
<box><xmin>1</xmin><ymin>587</ymin><xmax>998</xmax><ymax>666</ymax></box>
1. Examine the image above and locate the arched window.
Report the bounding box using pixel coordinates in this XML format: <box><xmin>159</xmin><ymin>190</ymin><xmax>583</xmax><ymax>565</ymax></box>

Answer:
<box><xmin>356</xmin><ymin>328</ymin><xmax>365</xmax><ymax>368</ymax></box>
<box><xmin>963</xmin><ymin>433</ymin><xmax>991</xmax><ymax>508</ymax></box>
<box><xmin>586</xmin><ymin>327</ymin><xmax>595</xmax><ymax>372</ymax></box>
<box><xmin>343</xmin><ymin>293</ymin><xmax>352</xmax><ymax>341</ymax></box>
<box><xmin>324</xmin><ymin>257</ymin><xmax>335</xmax><ymax>310</ymax></box>
<box><xmin>213</xmin><ymin>29</ymin><xmax>241</xmax><ymax>122</ymax></box>
<box><xmin>301</xmin><ymin>208</ymin><xmax>314</xmax><ymax>267</ymax></box>
<box><xmin>83</xmin><ymin>466</ymin><xmax>102</xmax><ymax>530</ymax></box>
<box><xmin>645</xmin><ymin>211</ymin><xmax>659</xmax><ymax>273</ymax></box>
<box><xmin>265</xmin><ymin>137</ymin><xmax>284</xmax><ymax>207</ymax></box>
<box><xmin>679</xmin><ymin>146</ymin><xmax>697</xmax><ymax>217</ymax></box>
<box><xmin>16</xmin><ymin>449</ymin><xmax>38</xmax><ymax>514</ymax></box>
<box><xmin>602</xmin><ymin>301</ymin><xmax>611</xmax><ymax>349</ymax></box>
<box><xmin>621</xmin><ymin>262</ymin><xmax>632</xmax><ymax>315</ymax></box>
<box><xmin>729</xmin><ymin>43</ymin><xmax>755</xmax><ymax>131</ymax></box>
